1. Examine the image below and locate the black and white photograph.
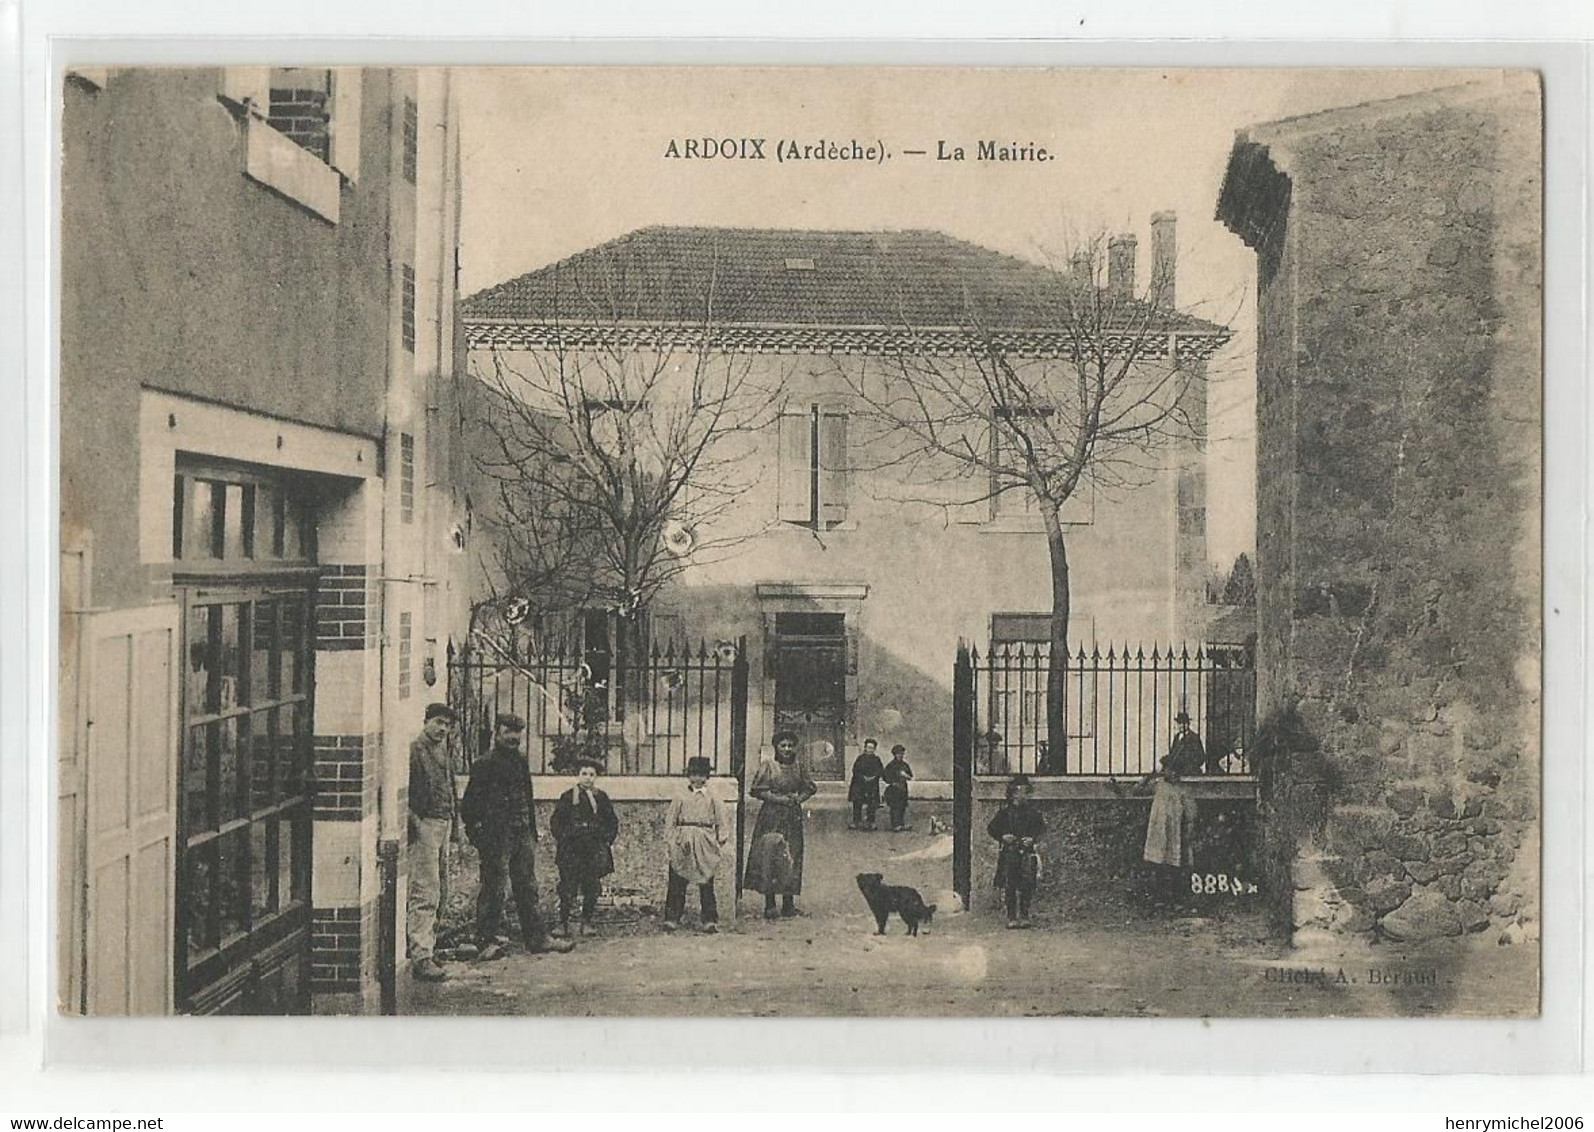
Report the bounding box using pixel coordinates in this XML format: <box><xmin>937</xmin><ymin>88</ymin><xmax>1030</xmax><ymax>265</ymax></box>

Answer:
<box><xmin>54</xmin><ymin>64</ymin><xmax>1542</xmax><ymax>1020</ymax></box>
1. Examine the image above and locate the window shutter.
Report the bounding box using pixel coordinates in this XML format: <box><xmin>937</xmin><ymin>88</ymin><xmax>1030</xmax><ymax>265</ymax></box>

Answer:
<box><xmin>328</xmin><ymin>67</ymin><xmax>363</xmax><ymax>182</ymax></box>
<box><xmin>777</xmin><ymin>410</ymin><xmax>813</xmax><ymax>523</ymax></box>
<box><xmin>990</xmin><ymin>423</ymin><xmax>1009</xmax><ymax>519</ymax></box>
<box><xmin>219</xmin><ymin>67</ymin><xmax>270</xmax><ymax>115</ymax></box>
<box><xmin>818</xmin><ymin>410</ymin><xmax>849</xmax><ymax>525</ymax></box>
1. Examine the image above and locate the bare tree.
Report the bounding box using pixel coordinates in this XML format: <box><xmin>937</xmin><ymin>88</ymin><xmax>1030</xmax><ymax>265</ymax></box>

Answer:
<box><xmin>840</xmin><ymin>231</ymin><xmax>1232</xmax><ymax>759</ymax></box>
<box><xmin>468</xmin><ymin>257</ymin><xmax>786</xmax><ymax>725</ymax></box>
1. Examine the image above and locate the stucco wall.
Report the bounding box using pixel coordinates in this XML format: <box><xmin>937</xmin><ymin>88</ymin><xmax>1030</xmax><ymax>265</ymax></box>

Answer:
<box><xmin>466</xmin><ymin>348</ymin><xmax>1203</xmax><ymax>778</ymax></box>
<box><xmin>60</xmin><ymin>68</ymin><xmax>394</xmax><ymax>610</ymax></box>
<box><xmin>1229</xmin><ymin>79</ymin><xmax>1541</xmax><ymax>944</ymax></box>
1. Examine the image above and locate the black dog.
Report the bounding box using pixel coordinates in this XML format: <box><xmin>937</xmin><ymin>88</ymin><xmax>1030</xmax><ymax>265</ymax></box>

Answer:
<box><xmin>856</xmin><ymin>872</ymin><xmax>936</xmax><ymax>937</ymax></box>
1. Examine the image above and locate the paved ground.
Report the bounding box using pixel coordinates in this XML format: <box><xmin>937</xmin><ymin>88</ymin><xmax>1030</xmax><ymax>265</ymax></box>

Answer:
<box><xmin>401</xmin><ymin>817</ymin><xmax>1537</xmax><ymax>1019</ymax></box>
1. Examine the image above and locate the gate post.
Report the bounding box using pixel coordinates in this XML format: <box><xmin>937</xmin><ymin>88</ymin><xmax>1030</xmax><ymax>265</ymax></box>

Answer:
<box><xmin>952</xmin><ymin>640</ymin><xmax>974</xmax><ymax>910</ymax></box>
<box><xmin>730</xmin><ymin>636</ymin><xmax>750</xmax><ymax>901</ymax></box>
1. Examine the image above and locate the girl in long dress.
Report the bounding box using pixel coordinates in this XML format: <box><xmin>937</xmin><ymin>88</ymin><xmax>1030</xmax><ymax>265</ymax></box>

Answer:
<box><xmin>1142</xmin><ymin>711</ymin><xmax>1207</xmax><ymax>906</ymax></box>
<box><xmin>742</xmin><ymin>730</ymin><xmax>817</xmax><ymax>918</ymax></box>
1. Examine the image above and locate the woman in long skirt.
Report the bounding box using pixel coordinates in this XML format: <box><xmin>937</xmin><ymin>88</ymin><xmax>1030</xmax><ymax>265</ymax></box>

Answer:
<box><xmin>742</xmin><ymin>730</ymin><xmax>817</xmax><ymax>918</ymax></box>
<box><xmin>1142</xmin><ymin>711</ymin><xmax>1207</xmax><ymax>906</ymax></box>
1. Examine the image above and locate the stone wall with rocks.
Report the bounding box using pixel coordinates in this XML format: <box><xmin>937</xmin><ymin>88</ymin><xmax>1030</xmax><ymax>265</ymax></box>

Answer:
<box><xmin>1218</xmin><ymin>77</ymin><xmax>1541</xmax><ymax>948</ymax></box>
<box><xmin>970</xmin><ymin>795</ymin><xmax>1258</xmax><ymax>917</ymax></box>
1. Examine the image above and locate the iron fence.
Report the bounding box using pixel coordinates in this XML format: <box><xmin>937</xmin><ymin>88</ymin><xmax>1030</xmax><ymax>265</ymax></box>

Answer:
<box><xmin>963</xmin><ymin>642</ymin><xmax>1256</xmax><ymax>777</ymax></box>
<box><xmin>448</xmin><ymin>636</ymin><xmax>748</xmax><ymax>776</ymax></box>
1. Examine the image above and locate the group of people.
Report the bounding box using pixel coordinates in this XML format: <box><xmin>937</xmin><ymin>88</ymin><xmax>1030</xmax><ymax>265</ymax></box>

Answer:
<box><xmin>405</xmin><ymin>703</ymin><xmax>1214</xmax><ymax>979</ymax></box>
<box><xmin>405</xmin><ymin>705</ymin><xmax>736</xmax><ymax>982</ymax></box>
<box><xmin>845</xmin><ymin>737</ymin><xmax>915</xmax><ymax>831</ymax></box>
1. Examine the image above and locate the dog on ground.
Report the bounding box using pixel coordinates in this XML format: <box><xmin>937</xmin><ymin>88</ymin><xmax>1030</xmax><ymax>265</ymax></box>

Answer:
<box><xmin>856</xmin><ymin>872</ymin><xmax>936</xmax><ymax>937</ymax></box>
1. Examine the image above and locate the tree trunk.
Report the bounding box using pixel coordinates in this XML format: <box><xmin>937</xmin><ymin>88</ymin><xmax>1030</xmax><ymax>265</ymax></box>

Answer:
<box><xmin>1044</xmin><ymin>515</ymin><xmax>1071</xmax><ymax>772</ymax></box>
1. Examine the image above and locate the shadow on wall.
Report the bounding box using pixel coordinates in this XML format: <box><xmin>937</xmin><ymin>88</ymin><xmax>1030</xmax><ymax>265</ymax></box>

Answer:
<box><xmin>661</xmin><ymin>583</ymin><xmax>959</xmax><ymax>778</ymax></box>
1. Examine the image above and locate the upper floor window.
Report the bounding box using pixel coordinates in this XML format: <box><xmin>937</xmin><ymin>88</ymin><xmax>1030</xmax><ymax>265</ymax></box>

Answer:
<box><xmin>219</xmin><ymin>67</ymin><xmax>362</xmax><ymax>224</ymax></box>
<box><xmin>266</xmin><ymin>69</ymin><xmax>332</xmax><ymax>162</ymax></box>
<box><xmin>399</xmin><ymin>433</ymin><xmax>416</xmax><ymax>525</ymax></box>
<box><xmin>402</xmin><ymin>97</ymin><xmax>419</xmax><ymax>184</ymax></box>
<box><xmin>989</xmin><ymin>405</ymin><xmax>1095</xmax><ymax>526</ymax></box>
<box><xmin>401</xmin><ymin>264</ymin><xmax>417</xmax><ymax>352</ymax></box>
<box><xmin>778</xmin><ymin>405</ymin><xmax>849</xmax><ymax>529</ymax></box>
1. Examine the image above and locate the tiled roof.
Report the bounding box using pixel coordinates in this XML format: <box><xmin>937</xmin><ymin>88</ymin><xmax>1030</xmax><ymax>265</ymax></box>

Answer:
<box><xmin>463</xmin><ymin>227</ymin><xmax>1228</xmax><ymax>342</ymax></box>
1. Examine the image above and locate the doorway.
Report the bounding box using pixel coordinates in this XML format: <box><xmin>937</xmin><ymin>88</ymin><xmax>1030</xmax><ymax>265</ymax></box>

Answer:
<box><xmin>771</xmin><ymin>612</ymin><xmax>847</xmax><ymax>780</ymax></box>
<box><xmin>171</xmin><ymin>459</ymin><xmax>318</xmax><ymax>1014</ymax></box>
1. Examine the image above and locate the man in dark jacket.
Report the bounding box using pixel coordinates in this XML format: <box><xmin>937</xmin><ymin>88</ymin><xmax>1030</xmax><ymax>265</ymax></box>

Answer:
<box><xmin>459</xmin><ymin>714</ymin><xmax>574</xmax><ymax>960</ymax></box>
<box><xmin>407</xmin><ymin>703</ymin><xmax>458</xmax><ymax>981</ymax></box>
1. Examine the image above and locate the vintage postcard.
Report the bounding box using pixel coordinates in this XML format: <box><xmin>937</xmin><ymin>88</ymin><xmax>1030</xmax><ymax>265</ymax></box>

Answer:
<box><xmin>55</xmin><ymin>65</ymin><xmax>1541</xmax><ymax>1019</ymax></box>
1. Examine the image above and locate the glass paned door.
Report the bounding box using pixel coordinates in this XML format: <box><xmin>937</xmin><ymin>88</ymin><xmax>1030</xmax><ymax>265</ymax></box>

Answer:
<box><xmin>176</xmin><ymin>587</ymin><xmax>314</xmax><ymax>1014</ymax></box>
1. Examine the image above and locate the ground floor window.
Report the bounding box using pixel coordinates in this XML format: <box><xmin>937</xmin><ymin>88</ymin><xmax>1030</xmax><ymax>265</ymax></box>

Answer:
<box><xmin>175</xmin><ymin>461</ymin><xmax>318</xmax><ymax>1014</ymax></box>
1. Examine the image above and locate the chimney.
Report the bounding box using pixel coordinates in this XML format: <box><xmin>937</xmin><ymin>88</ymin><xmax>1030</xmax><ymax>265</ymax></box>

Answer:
<box><xmin>1107</xmin><ymin>233</ymin><xmax>1137</xmax><ymax>300</ymax></box>
<box><xmin>1150</xmin><ymin>211</ymin><xmax>1177</xmax><ymax>308</ymax></box>
<box><xmin>1068</xmin><ymin>249</ymin><xmax>1093</xmax><ymax>286</ymax></box>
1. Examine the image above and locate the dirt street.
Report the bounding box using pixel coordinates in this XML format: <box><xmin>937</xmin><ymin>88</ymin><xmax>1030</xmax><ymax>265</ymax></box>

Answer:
<box><xmin>401</xmin><ymin>820</ymin><xmax>1536</xmax><ymax>1019</ymax></box>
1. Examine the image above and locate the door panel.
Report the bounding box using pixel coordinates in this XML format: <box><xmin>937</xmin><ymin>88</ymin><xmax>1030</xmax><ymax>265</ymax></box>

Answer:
<box><xmin>84</xmin><ymin>605</ymin><xmax>180</xmax><ymax>1017</ymax></box>
<box><xmin>177</xmin><ymin>585</ymin><xmax>314</xmax><ymax>1014</ymax></box>
<box><xmin>773</xmin><ymin>635</ymin><xmax>847</xmax><ymax>780</ymax></box>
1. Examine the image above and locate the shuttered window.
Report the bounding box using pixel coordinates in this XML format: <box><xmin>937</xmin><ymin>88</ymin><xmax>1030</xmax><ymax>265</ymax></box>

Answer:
<box><xmin>777</xmin><ymin>405</ymin><xmax>849</xmax><ymax>528</ymax></box>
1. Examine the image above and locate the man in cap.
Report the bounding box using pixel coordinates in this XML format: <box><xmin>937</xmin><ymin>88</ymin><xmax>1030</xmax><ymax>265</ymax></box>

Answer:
<box><xmin>407</xmin><ymin>702</ymin><xmax>458</xmax><ymax>981</ymax></box>
<box><xmin>459</xmin><ymin>713</ymin><xmax>575</xmax><ymax>960</ymax></box>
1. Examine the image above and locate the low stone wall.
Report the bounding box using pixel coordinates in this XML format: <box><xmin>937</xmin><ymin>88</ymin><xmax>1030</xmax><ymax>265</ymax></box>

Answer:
<box><xmin>970</xmin><ymin>779</ymin><xmax>1259</xmax><ymax>918</ymax></box>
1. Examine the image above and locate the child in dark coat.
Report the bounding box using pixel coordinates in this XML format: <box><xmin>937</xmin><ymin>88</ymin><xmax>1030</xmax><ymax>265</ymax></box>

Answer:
<box><xmin>548</xmin><ymin>759</ymin><xmax>619</xmax><ymax>936</ymax></box>
<box><xmin>848</xmin><ymin>738</ymin><xmax>884</xmax><ymax>829</ymax></box>
<box><xmin>882</xmin><ymin>744</ymin><xmax>914</xmax><ymax>831</ymax></box>
<box><xmin>988</xmin><ymin>774</ymin><xmax>1046</xmax><ymax>928</ymax></box>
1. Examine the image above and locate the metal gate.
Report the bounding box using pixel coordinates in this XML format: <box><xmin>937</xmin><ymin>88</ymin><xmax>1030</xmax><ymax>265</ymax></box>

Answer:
<box><xmin>449</xmin><ymin>632</ymin><xmax>753</xmax><ymax>892</ymax></box>
<box><xmin>951</xmin><ymin>638</ymin><xmax>1257</xmax><ymax>910</ymax></box>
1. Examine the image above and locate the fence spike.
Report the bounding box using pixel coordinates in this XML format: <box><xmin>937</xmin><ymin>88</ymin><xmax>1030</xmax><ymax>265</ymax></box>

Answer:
<box><xmin>1135</xmin><ymin>646</ymin><xmax>1144</xmax><ymax>662</ymax></box>
<box><xmin>1150</xmin><ymin>645</ymin><xmax>1161</xmax><ymax>663</ymax></box>
<box><xmin>1076</xmin><ymin>644</ymin><xmax>1087</xmax><ymax>663</ymax></box>
<box><xmin>1091</xmin><ymin>644</ymin><xmax>1101</xmax><ymax>662</ymax></box>
<box><xmin>1105</xmin><ymin>644</ymin><xmax>1116</xmax><ymax>662</ymax></box>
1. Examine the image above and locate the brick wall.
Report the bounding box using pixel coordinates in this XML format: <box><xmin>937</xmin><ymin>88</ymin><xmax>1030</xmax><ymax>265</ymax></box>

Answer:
<box><xmin>315</xmin><ymin>564</ymin><xmax>373</xmax><ymax>651</ymax></box>
<box><xmin>1220</xmin><ymin>79</ymin><xmax>1541</xmax><ymax>946</ymax></box>
<box><xmin>268</xmin><ymin>87</ymin><xmax>331</xmax><ymax>162</ymax></box>
<box><xmin>312</xmin><ymin>732</ymin><xmax>379</xmax><ymax>821</ymax></box>
<box><xmin>309</xmin><ymin>900</ymin><xmax>379</xmax><ymax>994</ymax></box>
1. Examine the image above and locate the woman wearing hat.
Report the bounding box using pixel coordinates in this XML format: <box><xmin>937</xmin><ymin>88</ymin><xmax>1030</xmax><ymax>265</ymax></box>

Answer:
<box><xmin>662</xmin><ymin>756</ymin><xmax>731</xmax><ymax>932</ymax></box>
<box><xmin>1141</xmin><ymin>710</ymin><xmax>1208</xmax><ymax>905</ymax></box>
<box><xmin>742</xmin><ymin>730</ymin><xmax>818</xmax><ymax>918</ymax></box>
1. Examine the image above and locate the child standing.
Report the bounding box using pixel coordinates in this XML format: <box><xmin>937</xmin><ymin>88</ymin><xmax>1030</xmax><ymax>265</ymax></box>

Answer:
<box><xmin>847</xmin><ymin>738</ymin><xmax>884</xmax><ymax>830</ymax></box>
<box><xmin>663</xmin><ymin>756</ymin><xmax>731</xmax><ymax>933</ymax></box>
<box><xmin>548</xmin><ymin>758</ymin><xmax>619</xmax><ymax>937</ymax></box>
<box><xmin>882</xmin><ymin>744</ymin><xmax>915</xmax><ymax>832</ymax></box>
<box><xmin>988</xmin><ymin>773</ymin><xmax>1046</xmax><ymax>928</ymax></box>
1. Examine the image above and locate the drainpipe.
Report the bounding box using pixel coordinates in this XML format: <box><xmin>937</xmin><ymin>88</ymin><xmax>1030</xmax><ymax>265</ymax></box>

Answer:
<box><xmin>374</xmin><ymin>66</ymin><xmax>403</xmax><ymax>1017</ymax></box>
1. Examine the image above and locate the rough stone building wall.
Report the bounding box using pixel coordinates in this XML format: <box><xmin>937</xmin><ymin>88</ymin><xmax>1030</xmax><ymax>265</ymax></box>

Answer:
<box><xmin>1218</xmin><ymin>76</ymin><xmax>1541</xmax><ymax>946</ymax></box>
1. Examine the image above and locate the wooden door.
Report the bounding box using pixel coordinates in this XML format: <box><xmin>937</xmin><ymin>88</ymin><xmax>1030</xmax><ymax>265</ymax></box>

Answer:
<box><xmin>772</xmin><ymin>614</ymin><xmax>847</xmax><ymax>780</ymax></box>
<box><xmin>84</xmin><ymin>605</ymin><xmax>180</xmax><ymax>1016</ymax></box>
